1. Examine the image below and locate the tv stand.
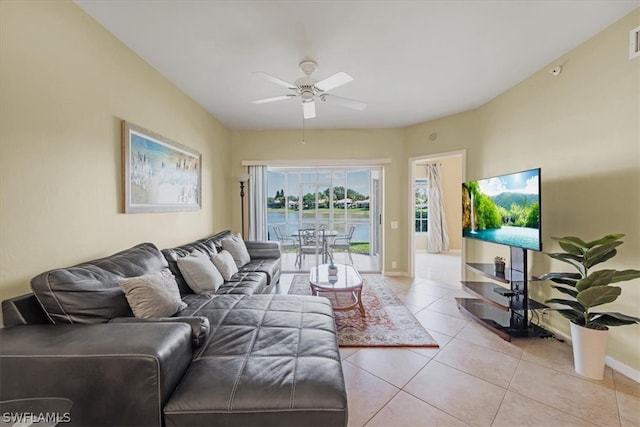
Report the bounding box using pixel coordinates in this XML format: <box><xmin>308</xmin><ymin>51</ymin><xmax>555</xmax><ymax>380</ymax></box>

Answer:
<box><xmin>456</xmin><ymin>246</ymin><xmax>549</xmax><ymax>341</ymax></box>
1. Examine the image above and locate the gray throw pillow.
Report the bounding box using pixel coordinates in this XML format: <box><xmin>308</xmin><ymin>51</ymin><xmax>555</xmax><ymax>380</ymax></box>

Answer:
<box><xmin>221</xmin><ymin>233</ymin><xmax>251</xmax><ymax>267</ymax></box>
<box><xmin>211</xmin><ymin>250</ymin><xmax>239</xmax><ymax>281</ymax></box>
<box><xmin>118</xmin><ymin>269</ymin><xmax>187</xmax><ymax>318</ymax></box>
<box><xmin>177</xmin><ymin>250</ymin><xmax>224</xmax><ymax>293</ymax></box>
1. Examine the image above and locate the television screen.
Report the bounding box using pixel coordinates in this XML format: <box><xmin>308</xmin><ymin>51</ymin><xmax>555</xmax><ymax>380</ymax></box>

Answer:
<box><xmin>462</xmin><ymin>168</ymin><xmax>541</xmax><ymax>251</ymax></box>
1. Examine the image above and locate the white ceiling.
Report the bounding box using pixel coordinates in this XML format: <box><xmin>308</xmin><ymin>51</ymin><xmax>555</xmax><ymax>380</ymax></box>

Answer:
<box><xmin>74</xmin><ymin>1</ymin><xmax>638</xmax><ymax>131</ymax></box>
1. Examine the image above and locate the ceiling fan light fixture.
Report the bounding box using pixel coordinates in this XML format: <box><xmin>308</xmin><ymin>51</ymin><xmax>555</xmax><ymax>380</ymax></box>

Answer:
<box><xmin>300</xmin><ymin>89</ymin><xmax>314</xmax><ymax>101</ymax></box>
<box><xmin>252</xmin><ymin>59</ymin><xmax>365</xmax><ymax>119</ymax></box>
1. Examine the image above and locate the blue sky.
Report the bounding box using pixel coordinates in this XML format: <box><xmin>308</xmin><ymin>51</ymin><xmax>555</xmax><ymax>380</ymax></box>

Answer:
<box><xmin>478</xmin><ymin>168</ymin><xmax>540</xmax><ymax>196</ymax></box>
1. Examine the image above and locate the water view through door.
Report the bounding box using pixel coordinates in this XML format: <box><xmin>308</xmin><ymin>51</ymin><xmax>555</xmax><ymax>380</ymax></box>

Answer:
<box><xmin>266</xmin><ymin>167</ymin><xmax>381</xmax><ymax>272</ymax></box>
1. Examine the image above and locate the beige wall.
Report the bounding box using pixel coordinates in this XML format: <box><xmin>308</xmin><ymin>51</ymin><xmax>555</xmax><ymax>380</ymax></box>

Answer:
<box><xmin>0</xmin><ymin>1</ymin><xmax>231</xmax><ymax>308</ymax></box>
<box><xmin>476</xmin><ymin>9</ymin><xmax>640</xmax><ymax>371</ymax></box>
<box><xmin>405</xmin><ymin>10</ymin><xmax>640</xmax><ymax>371</ymax></box>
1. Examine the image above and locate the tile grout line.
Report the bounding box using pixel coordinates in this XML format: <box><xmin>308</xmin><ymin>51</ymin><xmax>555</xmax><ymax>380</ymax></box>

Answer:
<box><xmin>342</xmin><ymin>359</ymin><xmax>402</xmax><ymax>427</ymax></box>
<box><xmin>283</xmin><ymin>268</ymin><xmax>628</xmax><ymax>426</ymax></box>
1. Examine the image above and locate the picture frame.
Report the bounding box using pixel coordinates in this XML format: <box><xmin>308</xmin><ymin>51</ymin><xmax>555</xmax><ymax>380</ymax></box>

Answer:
<box><xmin>122</xmin><ymin>121</ymin><xmax>201</xmax><ymax>213</ymax></box>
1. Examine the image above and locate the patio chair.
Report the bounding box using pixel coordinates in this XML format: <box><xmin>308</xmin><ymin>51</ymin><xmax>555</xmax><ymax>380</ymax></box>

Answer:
<box><xmin>295</xmin><ymin>227</ymin><xmax>333</xmax><ymax>268</ymax></box>
<box><xmin>329</xmin><ymin>225</ymin><xmax>355</xmax><ymax>264</ymax></box>
<box><xmin>273</xmin><ymin>226</ymin><xmax>297</xmax><ymax>253</ymax></box>
<box><xmin>296</xmin><ymin>228</ymin><xmax>319</xmax><ymax>268</ymax></box>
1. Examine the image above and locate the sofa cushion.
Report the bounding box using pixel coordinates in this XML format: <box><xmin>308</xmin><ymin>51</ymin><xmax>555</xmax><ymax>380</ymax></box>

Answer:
<box><xmin>211</xmin><ymin>250</ymin><xmax>238</xmax><ymax>281</ymax></box>
<box><xmin>240</xmin><ymin>258</ymin><xmax>280</xmax><ymax>288</ymax></box>
<box><xmin>177</xmin><ymin>250</ymin><xmax>224</xmax><ymax>293</ymax></box>
<box><xmin>221</xmin><ymin>233</ymin><xmax>251</xmax><ymax>268</ymax></box>
<box><xmin>164</xmin><ymin>294</ymin><xmax>348</xmax><ymax>427</ymax></box>
<box><xmin>31</xmin><ymin>243</ymin><xmax>167</xmax><ymax>324</ymax></box>
<box><xmin>216</xmin><ymin>271</ymin><xmax>268</xmax><ymax>295</ymax></box>
<box><xmin>118</xmin><ymin>269</ymin><xmax>187</xmax><ymax>318</ymax></box>
<box><xmin>206</xmin><ymin>229</ymin><xmax>235</xmax><ymax>251</ymax></box>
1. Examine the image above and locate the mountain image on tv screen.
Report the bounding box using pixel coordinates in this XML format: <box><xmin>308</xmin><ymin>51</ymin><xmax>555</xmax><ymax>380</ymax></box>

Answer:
<box><xmin>462</xmin><ymin>168</ymin><xmax>541</xmax><ymax>251</ymax></box>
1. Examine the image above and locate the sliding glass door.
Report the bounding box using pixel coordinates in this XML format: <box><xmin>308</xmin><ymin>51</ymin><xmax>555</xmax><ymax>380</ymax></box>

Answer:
<box><xmin>266</xmin><ymin>166</ymin><xmax>381</xmax><ymax>272</ymax></box>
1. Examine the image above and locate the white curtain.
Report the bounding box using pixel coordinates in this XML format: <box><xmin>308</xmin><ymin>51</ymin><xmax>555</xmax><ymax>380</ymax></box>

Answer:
<box><xmin>248</xmin><ymin>166</ymin><xmax>268</xmax><ymax>240</ymax></box>
<box><xmin>426</xmin><ymin>164</ymin><xmax>449</xmax><ymax>253</ymax></box>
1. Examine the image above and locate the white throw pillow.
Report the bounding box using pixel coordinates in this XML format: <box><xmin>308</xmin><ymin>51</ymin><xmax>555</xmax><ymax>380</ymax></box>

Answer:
<box><xmin>211</xmin><ymin>250</ymin><xmax>239</xmax><ymax>281</ymax></box>
<box><xmin>221</xmin><ymin>233</ymin><xmax>251</xmax><ymax>268</ymax></box>
<box><xmin>177</xmin><ymin>250</ymin><xmax>224</xmax><ymax>293</ymax></box>
<box><xmin>117</xmin><ymin>269</ymin><xmax>187</xmax><ymax>318</ymax></box>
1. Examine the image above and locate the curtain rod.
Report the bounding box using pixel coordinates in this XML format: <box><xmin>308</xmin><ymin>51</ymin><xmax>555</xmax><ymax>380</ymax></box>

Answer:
<box><xmin>241</xmin><ymin>158</ymin><xmax>392</xmax><ymax>167</ymax></box>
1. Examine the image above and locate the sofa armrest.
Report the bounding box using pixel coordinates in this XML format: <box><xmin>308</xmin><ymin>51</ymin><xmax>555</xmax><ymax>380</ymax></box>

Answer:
<box><xmin>244</xmin><ymin>240</ymin><xmax>281</xmax><ymax>259</ymax></box>
<box><xmin>110</xmin><ymin>316</ymin><xmax>210</xmax><ymax>347</ymax></box>
<box><xmin>0</xmin><ymin>323</ymin><xmax>192</xmax><ymax>427</ymax></box>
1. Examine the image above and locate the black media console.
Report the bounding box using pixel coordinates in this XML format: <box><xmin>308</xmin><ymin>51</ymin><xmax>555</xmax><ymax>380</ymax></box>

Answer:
<box><xmin>456</xmin><ymin>246</ymin><xmax>550</xmax><ymax>341</ymax></box>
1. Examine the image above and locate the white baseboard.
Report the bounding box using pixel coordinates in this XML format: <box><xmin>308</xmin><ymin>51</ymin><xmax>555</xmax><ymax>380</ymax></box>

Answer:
<box><xmin>538</xmin><ymin>321</ymin><xmax>640</xmax><ymax>384</ymax></box>
<box><xmin>383</xmin><ymin>271</ymin><xmax>407</xmax><ymax>277</ymax></box>
<box><xmin>605</xmin><ymin>356</ymin><xmax>640</xmax><ymax>383</ymax></box>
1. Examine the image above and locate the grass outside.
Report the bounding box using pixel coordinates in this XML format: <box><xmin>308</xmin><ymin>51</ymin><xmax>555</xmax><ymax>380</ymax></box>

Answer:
<box><xmin>282</xmin><ymin>242</ymin><xmax>370</xmax><ymax>255</ymax></box>
<box><xmin>348</xmin><ymin>242</ymin><xmax>370</xmax><ymax>254</ymax></box>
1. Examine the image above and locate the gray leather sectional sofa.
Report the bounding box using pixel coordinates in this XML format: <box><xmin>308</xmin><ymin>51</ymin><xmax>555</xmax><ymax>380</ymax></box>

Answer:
<box><xmin>0</xmin><ymin>230</ymin><xmax>348</xmax><ymax>426</ymax></box>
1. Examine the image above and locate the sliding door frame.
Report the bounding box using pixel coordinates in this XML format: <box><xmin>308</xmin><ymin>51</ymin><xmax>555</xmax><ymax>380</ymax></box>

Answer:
<box><xmin>243</xmin><ymin>158</ymin><xmax>390</xmax><ymax>273</ymax></box>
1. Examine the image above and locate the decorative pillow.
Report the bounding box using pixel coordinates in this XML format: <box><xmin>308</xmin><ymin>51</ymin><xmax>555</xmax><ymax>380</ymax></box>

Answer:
<box><xmin>177</xmin><ymin>250</ymin><xmax>224</xmax><ymax>293</ymax></box>
<box><xmin>117</xmin><ymin>269</ymin><xmax>187</xmax><ymax>318</ymax></box>
<box><xmin>211</xmin><ymin>250</ymin><xmax>239</xmax><ymax>281</ymax></box>
<box><xmin>221</xmin><ymin>233</ymin><xmax>251</xmax><ymax>268</ymax></box>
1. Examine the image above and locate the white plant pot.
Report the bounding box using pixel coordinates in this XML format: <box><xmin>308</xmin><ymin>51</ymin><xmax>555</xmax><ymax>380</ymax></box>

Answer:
<box><xmin>570</xmin><ymin>322</ymin><xmax>608</xmax><ymax>380</ymax></box>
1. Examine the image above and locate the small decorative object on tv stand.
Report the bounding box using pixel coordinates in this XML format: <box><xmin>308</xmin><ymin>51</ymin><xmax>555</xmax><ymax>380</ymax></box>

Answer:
<box><xmin>457</xmin><ymin>246</ymin><xmax>550</xmax><ymax>341</ymax></box>
<box><xmin>494</xmin><ymin>256</ymin><xmax>506</xmax><ymax>274</ymax></box>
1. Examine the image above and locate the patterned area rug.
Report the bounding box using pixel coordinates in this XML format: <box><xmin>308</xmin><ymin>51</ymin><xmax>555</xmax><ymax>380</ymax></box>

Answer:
<box><xmin>288</xmin><ymin>275</ymin><xmax>439</xmax><ymax>348</ymax></box>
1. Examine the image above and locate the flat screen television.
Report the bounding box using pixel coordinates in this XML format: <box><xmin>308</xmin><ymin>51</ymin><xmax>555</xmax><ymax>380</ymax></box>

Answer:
<box><xmin>462</xmin><ymin>168</ymin><xmax>541</xmax><ymax>251</ymax></box>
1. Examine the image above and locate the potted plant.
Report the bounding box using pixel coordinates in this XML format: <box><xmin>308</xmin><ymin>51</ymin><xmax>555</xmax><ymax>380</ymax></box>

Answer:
<box><xmin>540</xmin><ymin>233</ymin><xmax>640</xmax><ymax>379</ymax></box>
<box><xmin>494</xmin><ymin>256</ymin><xmax>506</xmax><ymax>274</ymax></box>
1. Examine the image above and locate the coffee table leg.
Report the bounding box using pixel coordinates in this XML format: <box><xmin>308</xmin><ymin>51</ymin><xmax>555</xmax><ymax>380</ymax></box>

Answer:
<box><xmin>356</xmin><ymin>288</ymin><xmax>365</xmax><ymax>317</ymax></box>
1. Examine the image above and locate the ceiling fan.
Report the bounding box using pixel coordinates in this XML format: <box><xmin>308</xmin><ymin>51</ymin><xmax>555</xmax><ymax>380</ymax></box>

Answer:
<box><xmin>251</xmin><ymin>60</ymin><xmax>367</xmax><ymax>119</ymax></box>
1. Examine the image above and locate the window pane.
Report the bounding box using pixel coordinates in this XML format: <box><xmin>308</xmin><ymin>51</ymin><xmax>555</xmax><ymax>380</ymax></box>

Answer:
<box><xmin>415</xmin><ymin>179</ymin><xmax>428</xmax><ymax>233</ymax></box>
<box><xmin>346</xmin><ymin>169</ymin><xmax>370</xmax><ymax>243</ymax></box>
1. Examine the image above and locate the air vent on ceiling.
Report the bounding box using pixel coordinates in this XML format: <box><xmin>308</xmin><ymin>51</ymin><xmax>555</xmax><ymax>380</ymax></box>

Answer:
<box><xmin>630</xmin><ymin>25</ymin><xmax>640</xmax><ymax>59</ymax></box>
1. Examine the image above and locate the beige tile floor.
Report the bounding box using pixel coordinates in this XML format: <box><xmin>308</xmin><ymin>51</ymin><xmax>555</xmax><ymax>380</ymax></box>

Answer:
<box><xmin>277</xmin><ymin>251</ymin><xmax>640</xmax><ymax>427</ymax></box>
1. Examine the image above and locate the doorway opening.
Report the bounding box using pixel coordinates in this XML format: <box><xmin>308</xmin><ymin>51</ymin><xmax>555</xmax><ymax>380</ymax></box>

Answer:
<box><xmin>408</xmin><ymin>150</ymin><xmax>465</xmax><ymax>281</ymax></box>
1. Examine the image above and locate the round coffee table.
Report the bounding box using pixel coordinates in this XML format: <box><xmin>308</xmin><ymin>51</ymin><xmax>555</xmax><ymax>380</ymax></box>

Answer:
<box><xmin>309</xmin><ymin>263</ymin><xmax>365</xmax><ymax>317</ymax></box>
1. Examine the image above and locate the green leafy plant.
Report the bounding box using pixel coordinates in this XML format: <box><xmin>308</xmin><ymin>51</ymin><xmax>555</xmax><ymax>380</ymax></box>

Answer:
<box><xmin>494</xmin><ymin>256</ymin><xmax>505</xmax><ymax>263</ymax></box>
<box><xmin>540</xmin><ymin>233</ymin><xmax>640</xmax><ymax>329</ymax></box>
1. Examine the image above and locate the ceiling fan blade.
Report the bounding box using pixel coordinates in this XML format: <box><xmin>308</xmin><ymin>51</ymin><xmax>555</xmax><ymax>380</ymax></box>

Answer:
<box><xmin>322</xmin><ymin>94</ymin><xmax>367</xmax><ymax>111</ymax></box>
<box><xmin>302</xmin><ymin>100</ymin><xmax>316</xmax><ymax>119</ymax></box>
<box><xmin>254</xmin><ymin>72</ymin><xmax>296</xmax><ymax>89</ymax></box>
<box><xmin>315</xmin><ymin>71</ymin><xmax>354</xmax><ymax>92</ymax></box>
<box><xmin>251</xmin><ymin>95</ymin><xmax>296</xmax><ymax>104</ymax></box>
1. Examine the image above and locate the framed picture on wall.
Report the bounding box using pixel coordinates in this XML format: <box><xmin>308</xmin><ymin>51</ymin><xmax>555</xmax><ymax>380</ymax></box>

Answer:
<box><xmin>122</xmin><ymin>121</ymin><xmax>201</xmax><ymax>213</ymax></box>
